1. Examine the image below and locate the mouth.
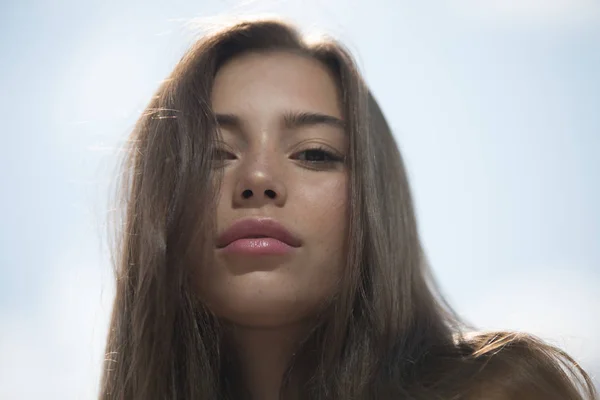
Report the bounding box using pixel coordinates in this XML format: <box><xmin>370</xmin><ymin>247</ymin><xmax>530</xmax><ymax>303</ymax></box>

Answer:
<box><xmin>219</xmin><ymin>237</ymin><xmax>295</xmax><ymax>256</ymax></box>
<box><xmin>216</xmin><ymin>217</ymin><xmax>302</xmax><ymax>253</ymax></box>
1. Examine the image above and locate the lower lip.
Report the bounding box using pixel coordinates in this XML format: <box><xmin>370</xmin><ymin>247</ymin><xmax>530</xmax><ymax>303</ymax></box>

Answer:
<box><xmin>220</xmin><ymin>238</ymin><xmax>295</xmax><ymax>255</ymax></box>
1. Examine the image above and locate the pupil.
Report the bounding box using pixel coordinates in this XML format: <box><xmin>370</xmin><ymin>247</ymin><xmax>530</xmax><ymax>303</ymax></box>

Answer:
<box><xmin>306</xmin><ymin>150</ymin><xmax>325</xmax><ymax>161</ymax></box>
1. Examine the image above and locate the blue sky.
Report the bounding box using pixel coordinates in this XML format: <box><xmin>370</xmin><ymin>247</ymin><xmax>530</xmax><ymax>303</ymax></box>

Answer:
<box><xmin>1</xmin><ymin>0</ymin><xmax>599</xmax><ymax>398</ymax></box>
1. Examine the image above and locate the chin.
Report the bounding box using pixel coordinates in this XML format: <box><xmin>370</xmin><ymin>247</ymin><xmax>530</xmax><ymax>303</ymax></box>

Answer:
<box><xmin>222</xmin><ymin>307</ymin><xmax>303</xmax><ymax>328</ymax></box>
<box><xmin>214</xmin><ymin>298</ymin><xmax>309</xmax><ymax>328</ymax></box>
<box><xmin>201</xmin><ymin>276</ymin><xmax>322</xmax><ymax>328</ymax></box>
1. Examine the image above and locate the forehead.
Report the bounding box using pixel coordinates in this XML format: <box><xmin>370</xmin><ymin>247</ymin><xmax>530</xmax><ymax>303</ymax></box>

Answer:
<box><xmin>211</xmin><ymin>51</ymin><xmax>342</xmax><ymax>118</ymax></box>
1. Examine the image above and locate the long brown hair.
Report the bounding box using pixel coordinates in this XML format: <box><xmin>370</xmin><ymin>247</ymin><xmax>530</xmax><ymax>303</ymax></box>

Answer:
<box><xmin>100</xmin><ymin>18</ymin><xmax>597</xmax><ymax>399</ymax></box>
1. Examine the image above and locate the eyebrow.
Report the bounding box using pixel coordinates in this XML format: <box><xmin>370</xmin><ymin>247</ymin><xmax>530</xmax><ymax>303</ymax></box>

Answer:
<box><xmin>282</xmin><ymin>111</ymin><xmax>345</xmax><ymax>130</ymax></box>
<box><xmin>214</xmin><ymin>111</ymin><xmax>345</xmax><ymax>132</ymax></box>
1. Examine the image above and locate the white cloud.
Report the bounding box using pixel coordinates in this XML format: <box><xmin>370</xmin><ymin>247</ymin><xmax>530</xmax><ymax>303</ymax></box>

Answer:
<box><xmin>459</xmin><ymin>263</ymin><xmax>600</xmax><ymax>379</ymax></box>
<box><xmin>450</xmin><ymin>0</ymin><xmax>600</xmax><ymax>27</ymax></box>
<box><xmin>0</xmin><ymin>250</ymin><xmax>114</xmax><ymax>400</ymax></box>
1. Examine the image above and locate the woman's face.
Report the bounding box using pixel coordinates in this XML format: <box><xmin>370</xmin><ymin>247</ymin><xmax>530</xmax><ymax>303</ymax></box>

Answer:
<box><xmin>199</xmin><ymin>51</ymin><xmax>348</xmax><ymax>328</ymax></box>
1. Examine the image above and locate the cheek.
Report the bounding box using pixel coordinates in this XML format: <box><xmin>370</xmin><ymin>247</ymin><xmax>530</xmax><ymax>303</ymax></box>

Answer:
<box><xmin>302</xmin><ymin>175</ymin><xmax>348</xmax><ymax>232</ymax></box>
<box><xmin>297</xmin><ymin>175</ymin><xmax>348</xmax><ymax>271</ymax></box>
<box><xmin>213</xmin><ymin>174</ymin><xmax>233</xmax><ymax>224</ymax></box>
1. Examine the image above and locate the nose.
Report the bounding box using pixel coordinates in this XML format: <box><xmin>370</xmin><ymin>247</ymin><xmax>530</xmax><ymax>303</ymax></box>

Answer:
<box><xmin>233</xmin><ymin>162</ymin><xmax>287</xmax><ymax>208</ymax></box>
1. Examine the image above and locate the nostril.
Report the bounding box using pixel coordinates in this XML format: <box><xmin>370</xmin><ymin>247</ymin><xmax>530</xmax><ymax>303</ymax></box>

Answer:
<box><xmin>242</xmin><ymin>189</ymin><xmax>253</xmax><ymax>199</ymax></box>
<box><xmin>265</xmin><ymin>189</ymin><xmax>276</xmax><ymax>199</ymax></box>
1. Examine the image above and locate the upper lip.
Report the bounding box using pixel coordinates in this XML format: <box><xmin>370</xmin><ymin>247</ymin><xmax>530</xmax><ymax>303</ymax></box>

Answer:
<box><xmin>216</xmin><ymin>217</ymin><xmax>302</xmax><ymax>248</ymax></box>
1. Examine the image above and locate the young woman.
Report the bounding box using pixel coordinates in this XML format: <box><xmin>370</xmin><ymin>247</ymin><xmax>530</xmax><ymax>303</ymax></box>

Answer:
<box><xmin>100</xmin><ymin>19</ymin><xmax>597</xmax><ymax>399</ymax></box>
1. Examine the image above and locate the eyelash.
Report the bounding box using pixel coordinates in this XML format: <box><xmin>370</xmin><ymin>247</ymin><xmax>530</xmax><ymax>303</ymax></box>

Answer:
<box><xmin>293</xmin><ymin>146</ymin><xmax>344</xmax><ymax>165</ymax></box>
<box><xmin>211</xmin><ymin>147</ymin><xmax>344</xmax><ymax>167</ymax></box>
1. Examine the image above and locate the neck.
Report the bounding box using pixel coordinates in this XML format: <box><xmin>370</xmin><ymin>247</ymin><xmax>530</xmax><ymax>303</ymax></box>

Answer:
<box><xmin>226</xmin><ymin>322</ymin><xmax>308</xmax><ymax>400</ymax></box>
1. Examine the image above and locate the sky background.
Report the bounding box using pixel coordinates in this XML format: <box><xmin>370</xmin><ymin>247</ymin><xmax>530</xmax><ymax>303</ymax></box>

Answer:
<box><xmin>1</xmin><ymin>0</ymin><xmax>599</xmax><ymax>398</ymax></box>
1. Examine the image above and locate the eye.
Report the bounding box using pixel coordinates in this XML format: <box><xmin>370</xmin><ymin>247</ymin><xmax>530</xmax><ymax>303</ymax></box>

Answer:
<box><xmin>211</xmin><ymin>148</ymin><xmax>237</xmax><ymax>166</ymax></box>
<box><xmin>292</xmin><ymin>147</ymin><xmax>344</xmax><ymax>164</ymax></box>
<box><xmin>212</xmin><ymin>148</ymin><xmax>236</xmax><ymax>159</ymax></box>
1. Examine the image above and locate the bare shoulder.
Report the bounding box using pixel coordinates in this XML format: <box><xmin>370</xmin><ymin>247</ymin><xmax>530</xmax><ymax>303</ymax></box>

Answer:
<box><xmin>455</xmin><ymin>331</ymin><xmax>598</xmax><ymax>400</ymax></box>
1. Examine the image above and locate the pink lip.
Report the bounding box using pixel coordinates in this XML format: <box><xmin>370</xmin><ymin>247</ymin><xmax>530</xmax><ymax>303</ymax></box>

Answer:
<box><xmin>216</xmin><ymin>218</ymin><xmax>301</xmax><ymax>255</ymax></box>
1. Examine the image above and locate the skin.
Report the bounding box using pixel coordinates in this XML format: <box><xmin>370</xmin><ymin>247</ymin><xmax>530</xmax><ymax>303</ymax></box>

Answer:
<box><xmin>200</xmin><ymin>51</ymin><xmax>349</xmax><ymax>399</ymax></box>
